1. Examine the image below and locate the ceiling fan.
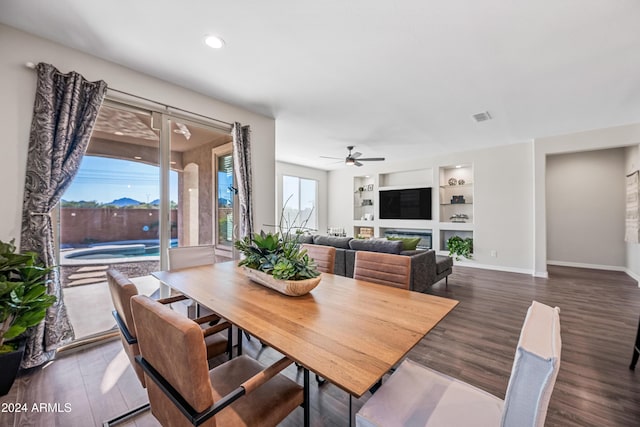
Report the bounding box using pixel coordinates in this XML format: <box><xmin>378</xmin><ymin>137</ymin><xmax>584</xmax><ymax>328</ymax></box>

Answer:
<box><xmin>321</xmin><ymin>146</ymin><xmax>385</xmax><ymax>167</ymax></box>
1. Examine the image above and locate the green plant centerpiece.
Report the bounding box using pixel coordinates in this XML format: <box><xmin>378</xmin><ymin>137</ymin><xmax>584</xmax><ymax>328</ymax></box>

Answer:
<box><xmin>234</xmin><ymin>204</ymin><xmax>321</xmax><ymax>296</ymax></box>
<box><xmin>447</xmin><ymin>236</ymin><xmax>473</xmax><ymax>261</ymax></box>
<box><xmin>0</xmin><ymin>239</ymin><xmax>56</xmax><ymax>354</ymax></box>
<box><xmin>235</xmin><ymin>231</ymin><xmax>319</xmax><ymax>281</ymax></box>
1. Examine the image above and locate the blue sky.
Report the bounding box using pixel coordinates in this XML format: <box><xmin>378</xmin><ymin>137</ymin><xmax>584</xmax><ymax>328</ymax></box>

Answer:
<box><xmin>63</xmin><ymin>156</ymin><xmax>178</xmax><ymax>204</ymax></box>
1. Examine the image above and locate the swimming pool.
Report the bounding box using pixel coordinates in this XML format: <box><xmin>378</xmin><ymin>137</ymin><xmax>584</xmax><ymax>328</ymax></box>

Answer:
<box><xmin>62</xmin><ymin>240</ymin><xmax>178</xmax><ymax>262</ymax></box>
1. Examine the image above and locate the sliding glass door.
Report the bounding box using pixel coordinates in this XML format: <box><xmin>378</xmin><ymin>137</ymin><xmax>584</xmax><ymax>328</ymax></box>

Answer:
<box><xmin>58</xmin><ymin>101</ymin><xmax>232</xmax><ymax>342</ymax></box>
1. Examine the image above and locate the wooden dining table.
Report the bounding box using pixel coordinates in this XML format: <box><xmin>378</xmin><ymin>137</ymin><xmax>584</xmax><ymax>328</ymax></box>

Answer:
<box><xmin>152</xmin><ymin>261</ymin><xmax>458</xmax><ymax>423</ymax></box>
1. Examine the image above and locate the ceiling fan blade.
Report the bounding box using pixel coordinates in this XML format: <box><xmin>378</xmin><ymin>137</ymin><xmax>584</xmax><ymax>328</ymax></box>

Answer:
<box><xmin>320</xmin><ymin>155</ymin><xmax>343</xmax><ymax>160</ymax></box>
<box><xmin>354</xmin><ymin>160</ymin><xmax>363</xmax><ymax>167</ymax></box>
<box><xmin>351</xmin><ymin>152</ymin><xmax>362</xmax><ymax>159</ymax></box>
<box><xmin>358</xmin><ymin>157</ymin><xmax>385</xmax><ymax>161</ymax></box>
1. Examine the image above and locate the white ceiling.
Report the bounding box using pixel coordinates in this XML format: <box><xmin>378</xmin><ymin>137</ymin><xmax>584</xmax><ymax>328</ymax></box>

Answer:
<box><xmin>2</xmin><ymin>0</ymin><xmax>640</xmax><ymax>170</ymax></box>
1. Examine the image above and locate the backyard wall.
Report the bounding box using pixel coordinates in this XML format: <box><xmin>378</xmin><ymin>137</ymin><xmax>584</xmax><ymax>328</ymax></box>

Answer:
<box><xmin>60</xmin><ymin>208</ymin><xmax>178</xmax><ymax>245</ymax></box>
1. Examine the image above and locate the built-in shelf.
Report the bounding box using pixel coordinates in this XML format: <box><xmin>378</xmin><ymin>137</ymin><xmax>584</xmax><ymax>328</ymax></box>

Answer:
<box><xmin>439</xmin><ymin>165</ymin><xmax>474</xmax><ymax>224</ymax></box>
<box><xmin>348</xmin><ymin>166</ymin><xmax>475</xmax><ymax>257</ymax></box>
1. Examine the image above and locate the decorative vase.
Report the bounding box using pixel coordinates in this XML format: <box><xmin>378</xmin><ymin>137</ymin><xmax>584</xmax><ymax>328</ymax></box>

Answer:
<box><xmin>0</xmin><ymin>339</ymin><xmax>26</xmax><ymax>396</ymax></box>
<box><xmin>242</xmin><ymin>267</ymin><xmax>321</xmax><ymax>296</ymax></box>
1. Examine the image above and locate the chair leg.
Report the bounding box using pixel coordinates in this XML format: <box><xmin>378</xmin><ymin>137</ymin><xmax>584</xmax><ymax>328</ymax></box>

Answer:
<box><xmin>102</xmin><ymin>402</ymin><xmax>150</xmax><ymax>426</ymax></box>
<box><xmin>369</xmin><ymin>379</ymin><xmax>382</xmax><ymax>394</ymax></box>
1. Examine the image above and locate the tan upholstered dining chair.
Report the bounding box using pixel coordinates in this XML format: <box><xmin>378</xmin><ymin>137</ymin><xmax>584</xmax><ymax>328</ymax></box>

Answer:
<box><xmin>104</xmin><ymin>269</ymin><xmax>232</xmax><ymax>425</ymax></box>
<box><xmin>301</xmin><ymin>243</ymin><xmax>336</xmax><ymax>274</ymax></box>
<box><xmin>130</xmin><ymin>294</ymin><xmax>305</xmax><ymax>427</ymax></box>
<box><xmin>356</xmin><ymin>301</ymin><xmax>562</xmax><ymax>427</ymax></box>
<box><xmin>353</xmin><ymin>251</ymin><xmax>412</xmax><ymax>289</ymax></box>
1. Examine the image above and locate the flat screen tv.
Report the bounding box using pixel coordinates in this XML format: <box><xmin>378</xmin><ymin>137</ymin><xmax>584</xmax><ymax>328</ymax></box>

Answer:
<box><xmin>379</xmin><ymin>187</ymin><xmax>432</xmax><ymax>220</ymax></box>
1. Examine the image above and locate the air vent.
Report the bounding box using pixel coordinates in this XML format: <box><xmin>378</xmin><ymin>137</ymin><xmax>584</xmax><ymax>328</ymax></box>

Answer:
<box><xmin>472</xmin><ymin>111</ymin><xmax>492</xmax><ymax>122</ymax></box>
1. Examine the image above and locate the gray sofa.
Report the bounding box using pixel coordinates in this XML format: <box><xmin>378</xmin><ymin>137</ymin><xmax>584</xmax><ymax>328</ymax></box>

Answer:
<box><xmin>298</xmin><ymin>235</ymin><xmax>453</xmax><ymax>292</ymax></box>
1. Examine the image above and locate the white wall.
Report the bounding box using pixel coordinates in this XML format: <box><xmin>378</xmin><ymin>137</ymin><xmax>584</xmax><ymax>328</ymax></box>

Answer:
<box><xmin>625</xmin><ymin>144</ymin><xmax>640</xmax><ymax>282</ymax></box>
<box><xmin>546</xmin><ymin>148</ymin><xmax>626</xmax><ymax>268</ymax></box>
<box><xmin>328</xmin><ymin>142</ymin><xmax>535</xmax><ymax>273</ymax></box>
<box><xmin>534</xmin><ymin>123</ymin><xmax>640</xmax><ymax>278</ymax></box>
<box><xmin>0</xmin><ymin>24</ymin><xmax>276</xmax><ymax>245</ymax></box>
<box><xmin>275</xmin><ymin>162</ymin><xmax>328</xmax><ymax>234</ymax></box>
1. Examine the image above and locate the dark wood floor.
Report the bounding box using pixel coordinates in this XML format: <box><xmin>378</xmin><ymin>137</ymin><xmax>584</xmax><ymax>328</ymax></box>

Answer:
<box><xmin>1</xmin><ymin>265</ymin><xmax>639</xmax><ymax>426</ymax></box>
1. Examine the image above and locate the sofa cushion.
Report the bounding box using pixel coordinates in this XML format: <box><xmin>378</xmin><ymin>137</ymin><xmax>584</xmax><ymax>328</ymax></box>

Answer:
<box><xmin>349</xmin><ymin>239</ymin><xmax>403</xmax><ymax>254</ymax></box>
<box><xmin>313</xmin><ymin>235</ymin><xmax>352</xmax><ymax>249</ymax></box>
<box><xmin>388</xmin><ymin>237</ymin><xmax>421</xmax><ymax>251</ymax></box>
<box><xmin>297</xmin><ymin>234</ymin><xmax>314</xmax><ymax>244</ymax></box>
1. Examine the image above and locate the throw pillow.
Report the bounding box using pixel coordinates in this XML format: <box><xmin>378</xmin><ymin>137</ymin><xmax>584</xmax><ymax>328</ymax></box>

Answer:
<box><xmin>388</xmin><ymin>237</ymin><xmax>421</xmax><ymax>251</ymax></box>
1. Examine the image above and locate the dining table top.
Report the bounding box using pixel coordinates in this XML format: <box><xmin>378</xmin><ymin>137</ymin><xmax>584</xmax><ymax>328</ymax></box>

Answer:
<box><xmin>152</xmin><ymin>261</ymin><xmax>458</xmax><ymax>397</ymax></box>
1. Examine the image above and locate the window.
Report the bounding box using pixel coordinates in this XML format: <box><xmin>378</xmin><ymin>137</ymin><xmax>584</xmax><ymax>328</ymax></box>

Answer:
<box><xmin>282</xmin><ymin>175</ymin><xmax>317</xmax><ymax>232</ymax></box>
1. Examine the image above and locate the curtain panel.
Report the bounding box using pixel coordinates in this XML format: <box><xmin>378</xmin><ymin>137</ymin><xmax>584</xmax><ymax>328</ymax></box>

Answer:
<box><xmin>232</xmin><ymin>122</ymin><xmax>254</xmax><ymax>239</ymax></box>
<box><xmin>20</xmin><ymin>63</ymin><xmax>107</xmax><ymax>368</ymax></box>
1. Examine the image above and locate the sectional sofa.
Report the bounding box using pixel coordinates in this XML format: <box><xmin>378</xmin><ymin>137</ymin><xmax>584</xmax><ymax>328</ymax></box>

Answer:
<box><xmin>298</xmin><ymin>235</ymin><xmax>453</xmax><ymax>292</ymax></box>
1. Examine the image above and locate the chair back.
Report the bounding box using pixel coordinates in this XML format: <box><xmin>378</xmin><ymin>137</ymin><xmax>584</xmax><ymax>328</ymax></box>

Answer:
<box><xmin>168</xmin><ymin>245</ymin><xmax>215</xmax><ymax>270</ymax></box>
<box><xmin>131</xmin><ymin>294</ymin><xmax>216</xmax><ymax>426</ymax></box>
<box><xmin>106</xmin><ymin>269</ymin><xmax>145</xmax><ymax>385</ymax></box>
<box><xmin>501</xmin><ymin>301</ymin><xmax>562</xmax><ymax>427</ymax></box>
<box><xmin>301</xmin><ymin>244</ymin><xmax>336</xmax><ymax>274</ymax></box>
<box><xmin>353</xmin><ymin>251</ymin><xmax>411</xmax><ymax>289</ymax></box>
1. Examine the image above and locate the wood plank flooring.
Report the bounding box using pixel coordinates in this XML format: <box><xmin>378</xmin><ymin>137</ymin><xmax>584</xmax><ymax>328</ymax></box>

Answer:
<box><xmin>1</xmin><ymin>265</ymin><xmax>639</xmax><ymax>426</ymax></box>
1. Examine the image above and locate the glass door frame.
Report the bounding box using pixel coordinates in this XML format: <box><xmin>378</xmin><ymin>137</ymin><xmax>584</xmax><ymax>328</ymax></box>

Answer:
<box><xmin>212</xmin><ymin>142</ymin><xmax>238</xmax><ymax>259</ymax></box>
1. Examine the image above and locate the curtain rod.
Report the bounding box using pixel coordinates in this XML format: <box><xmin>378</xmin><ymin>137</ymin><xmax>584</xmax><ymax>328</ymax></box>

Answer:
<box><xmin>25</xmin><ymin>62</ymin><xmax>233</xmax><ymax>128</ymax></box>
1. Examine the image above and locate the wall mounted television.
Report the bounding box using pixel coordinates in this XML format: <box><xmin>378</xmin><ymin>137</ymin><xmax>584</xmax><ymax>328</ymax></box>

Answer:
<box><xmin>379</xmin><ymin>187</ymin><xmax>432</xmax><ymax>220</ymax></box>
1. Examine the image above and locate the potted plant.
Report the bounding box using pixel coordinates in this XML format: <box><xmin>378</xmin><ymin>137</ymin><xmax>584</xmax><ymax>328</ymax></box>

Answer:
<box><xmin>234</xmin><ymin>201</ymin><xmax>321</xmax><ymax>296</ymax></box>
<box><xmin>234</xmin><ymin>230</ymin><xmax>320</xmax><ymax>296</ymax></box>
<box><xmin>0</xmin><ymin>239</ymin><xmax>56</xmax><ymax>395</ymax></box>
<box><xmin>447</xmin><ymin>236</ymin><xmax>473</xmax><ymax>261</ymax></box>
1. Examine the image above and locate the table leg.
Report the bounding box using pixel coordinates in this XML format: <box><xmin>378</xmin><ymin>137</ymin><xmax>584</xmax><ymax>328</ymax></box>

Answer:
<box><xmin>349</xmin><ymin>394</ymin><xmax>353</xmax><ymax>427</ymax></box>
<box><xmin>237</xmin><ymin>328</ymin><xmax>243</xmax><ymax>356</ymax></box>
<box><xmin>303</xmin><ymin>368</ymin><xmax>310</xmax><ymax>427</ymax></box>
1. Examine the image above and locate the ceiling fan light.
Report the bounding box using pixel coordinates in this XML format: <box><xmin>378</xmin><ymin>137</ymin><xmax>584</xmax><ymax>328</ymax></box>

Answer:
<box><xmin>346</xmin><ymin>158</ymin><xmax>355</xmax><ymax>166</ymax></box>
<box><xmin>204</xmin><ymin>35</ymin><xmax>225</xmax><ymax>49</ymax></box>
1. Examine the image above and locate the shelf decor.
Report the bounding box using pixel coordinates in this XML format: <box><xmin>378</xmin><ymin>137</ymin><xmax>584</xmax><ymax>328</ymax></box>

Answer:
<box><xmin>448</xmin><ymin>177</ymin><xmax>457</xmax><ymax>186</ymax></box>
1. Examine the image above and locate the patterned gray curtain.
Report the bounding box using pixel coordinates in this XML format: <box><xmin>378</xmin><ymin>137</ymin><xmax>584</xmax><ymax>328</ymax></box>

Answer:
<box><xmin>20</xmin><ymin>63</ymin><xmax>107</xmax><ymax>368</ymax></box>
<box><xmin>232</xmin><ymin>122</ymin><xmax>254</xmax><ymax>239</ymax></box>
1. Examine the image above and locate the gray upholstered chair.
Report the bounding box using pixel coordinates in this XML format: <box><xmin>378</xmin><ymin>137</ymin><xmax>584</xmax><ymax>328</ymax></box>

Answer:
<box><xmin>105</xmin><ymin>269</ymin><xmax>232</xmax><ymax>425</ymax></box>
<box><xmin>301</xmin><ymin>243</ymin><xmax>336</xmax><ymax>274</ymax></box>
<box><xmin>353</xmin><ymin>251</ymin><xmax>412</xmax><ymax>289</ymax></box>
<box><xmin>130</xmin><ymin>294</ymin><xmax>305</xmax><ymax>427</ymax></box>
<box><xmin>168</xmin><ymin>244</ymin><xmax>216</xmax><ymax>270</ymax></box>
<box><xmin>356</xmin><ymin>301</ymin><xmax>562</xmax><ymax>427</ymax></box>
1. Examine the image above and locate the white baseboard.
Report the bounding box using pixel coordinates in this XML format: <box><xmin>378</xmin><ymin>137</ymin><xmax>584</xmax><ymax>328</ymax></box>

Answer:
<box><xmin>547</xmin><ymin>260</ymin><xmax>626</xmax><ymax>272</ymax></box>
<box><xmin>624</xmin><ymin>268</ymin><xmax>640</xmax><ymax>286</ymax></box>
<box><xmin>452</xmin><ymin>260</ymin><xmax>638</xmax><ymax>283</ymax></box>
<box><xmin>547</xmin><ymin>260</ymin><xmax>640</xmax><ymax>285</ymax></box>
<box><xmin>453</xmin><ymin>260</ymin><xmax>535</xmax><ymax>276</ymax></box>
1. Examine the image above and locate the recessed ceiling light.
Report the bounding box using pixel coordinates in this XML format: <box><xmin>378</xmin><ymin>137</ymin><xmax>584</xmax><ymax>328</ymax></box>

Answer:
<box><xmin>134</xmin><ymin>156</ymin><xmax>142</xmax><ymax>160</ymax></box>
<box><xmin>114</xmin><ymin>131</ymin><xmax>124</xmax><ymax>136</ymax></box>
<box><xmin>455</xmin><ymin>165</ymin><xmax>462</xmax><ymax>168</ymax></box>
<box><xmin>205</xmin><ymin>35</ymin><xmax>225</xmax><ymax>49</ymax></box>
